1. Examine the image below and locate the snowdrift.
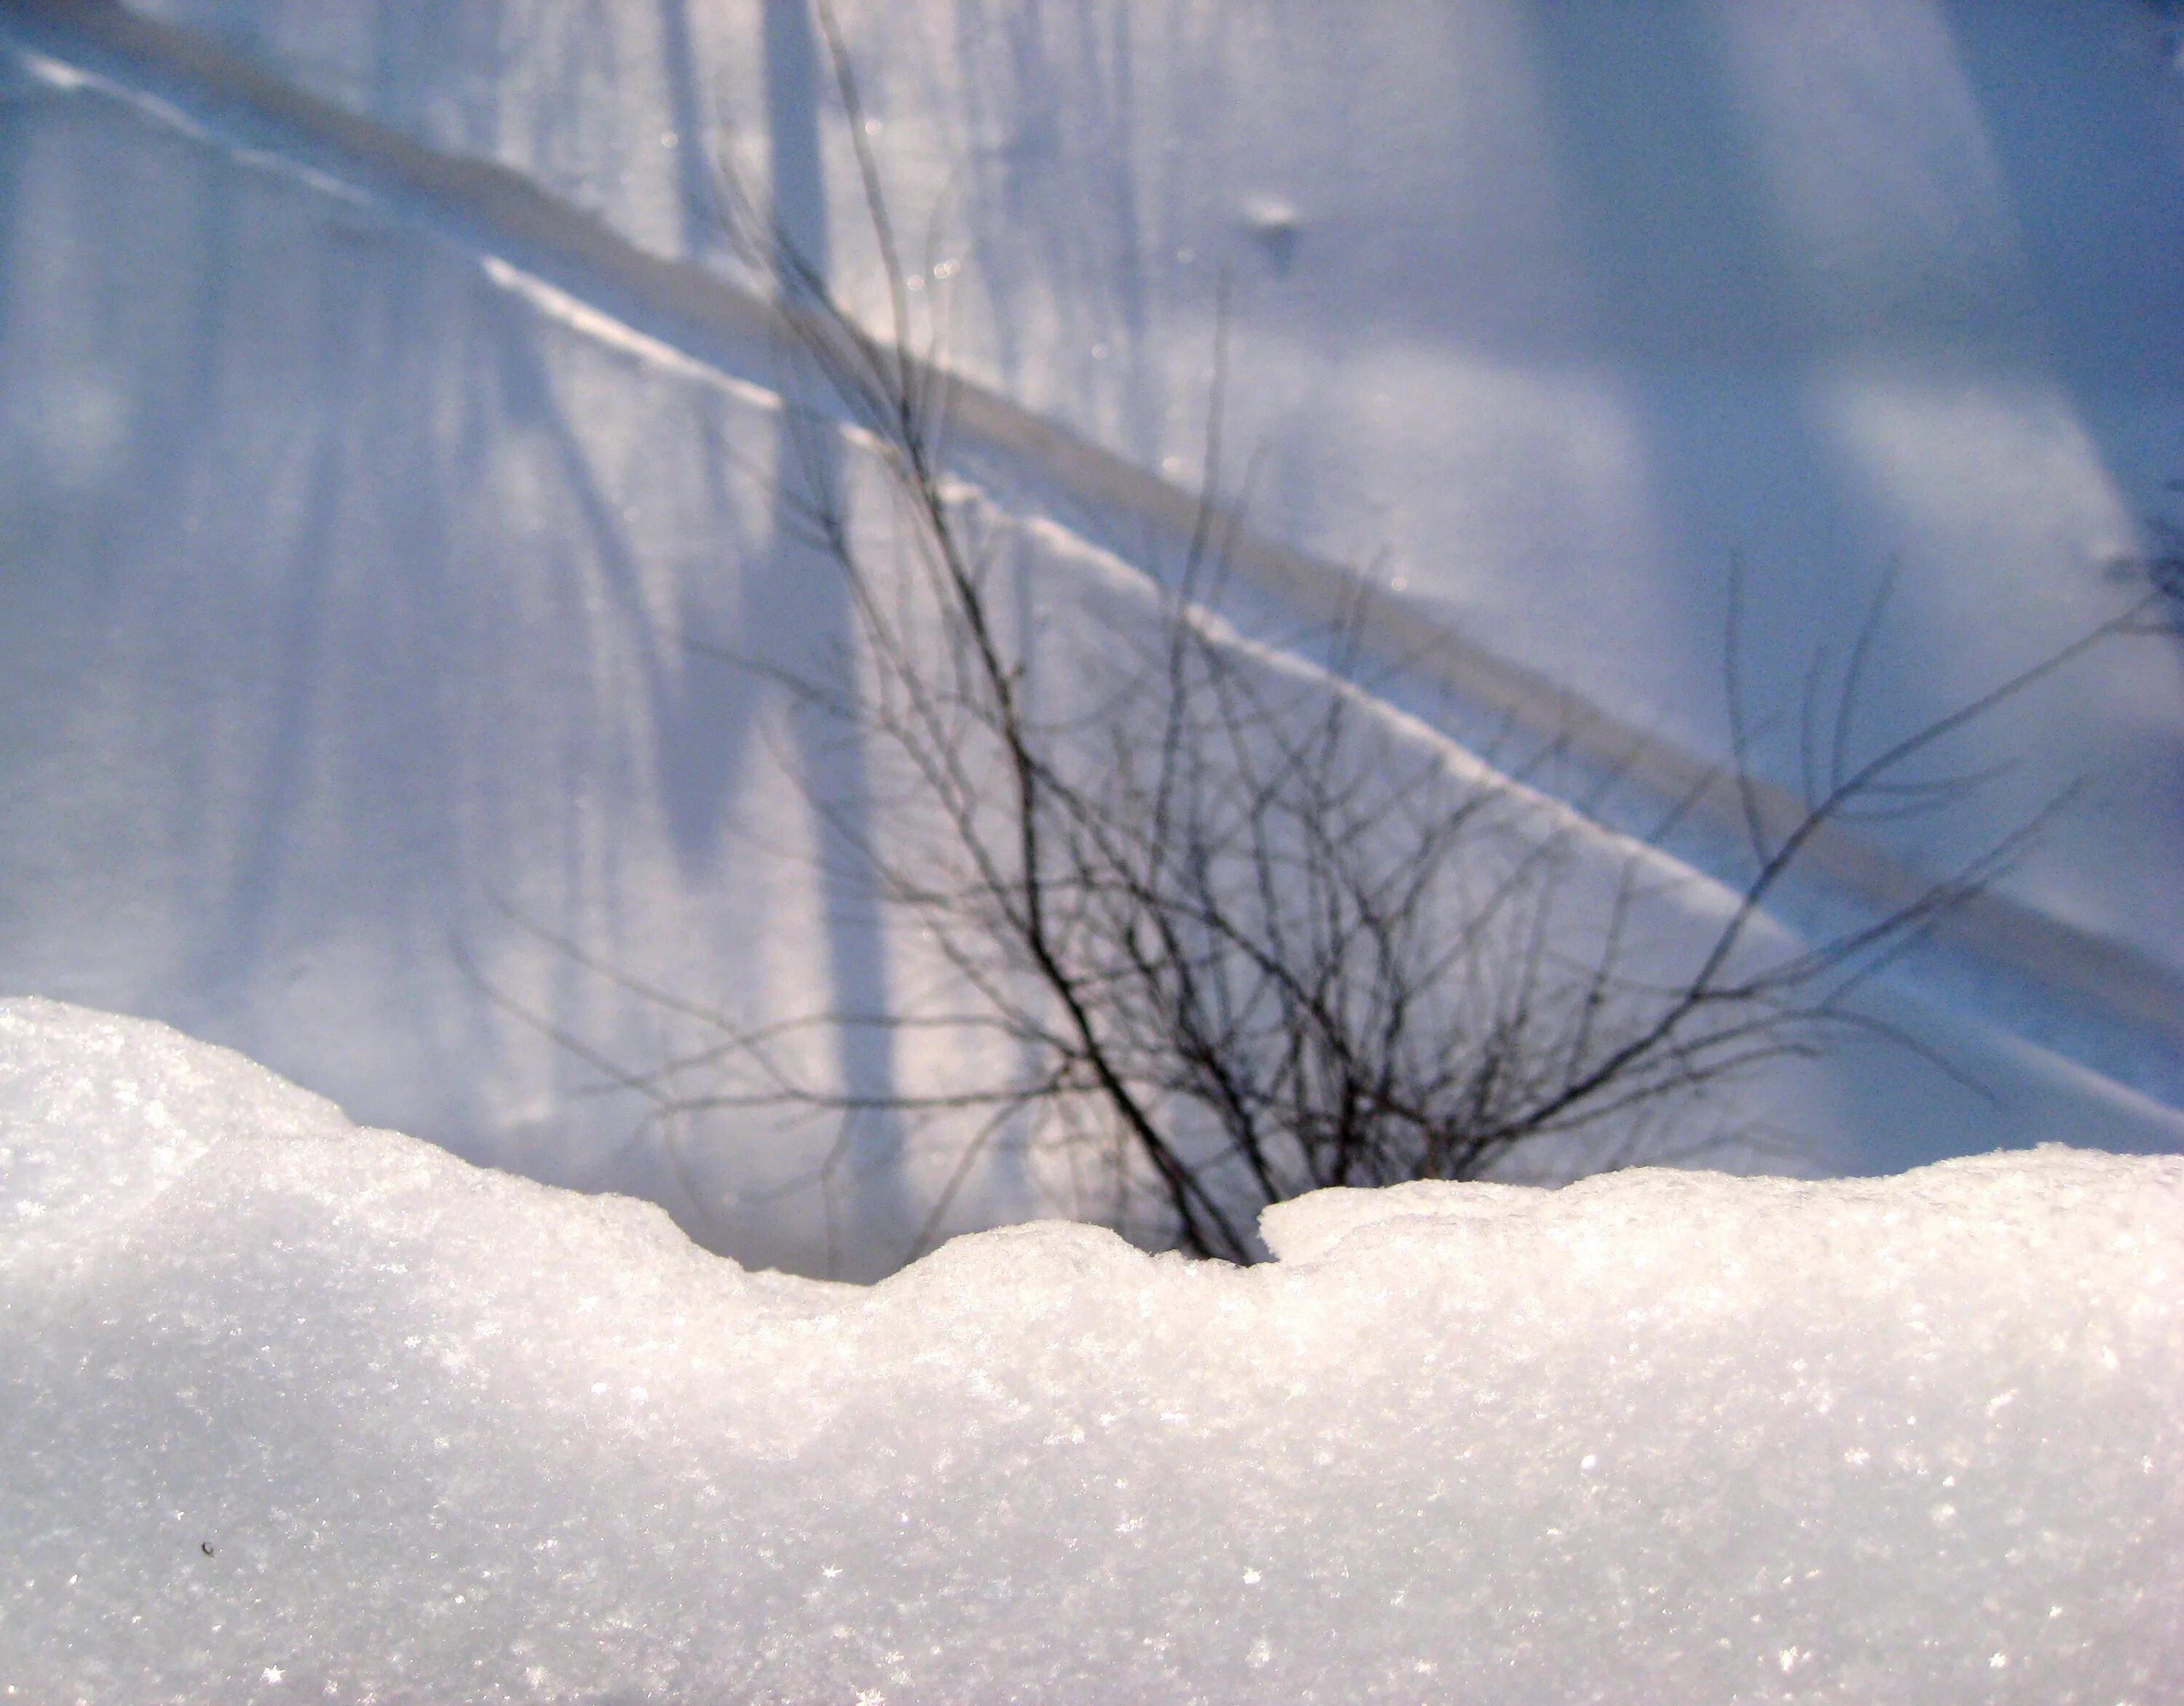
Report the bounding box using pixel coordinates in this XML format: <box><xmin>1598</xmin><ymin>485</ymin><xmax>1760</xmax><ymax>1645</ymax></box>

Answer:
<box><xmin>3</xmin><ymin>996</ymin><xmax>2178</xmax><ymax>1703</ymax></box>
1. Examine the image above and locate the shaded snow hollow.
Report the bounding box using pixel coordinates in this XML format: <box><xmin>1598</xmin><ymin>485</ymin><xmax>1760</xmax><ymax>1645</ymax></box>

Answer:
<box><xmin>1</xmin><ymin>1000</ymin><xmax>2177</xmax><ymax>1705</ymax></box>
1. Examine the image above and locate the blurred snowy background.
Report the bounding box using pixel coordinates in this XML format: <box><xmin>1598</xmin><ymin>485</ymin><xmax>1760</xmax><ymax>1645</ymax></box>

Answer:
<box><xmin>2</xmin><ymin>0</ymin><xmax>2182</xmax><ymax>1276</ymax></box>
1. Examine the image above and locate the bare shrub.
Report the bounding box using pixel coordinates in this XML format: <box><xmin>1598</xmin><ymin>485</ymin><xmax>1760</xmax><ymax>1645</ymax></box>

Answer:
<box><xmin>494</xmin><ymin>5</ymin><xmax>2159</xmax><ymax>1266</ymax></box>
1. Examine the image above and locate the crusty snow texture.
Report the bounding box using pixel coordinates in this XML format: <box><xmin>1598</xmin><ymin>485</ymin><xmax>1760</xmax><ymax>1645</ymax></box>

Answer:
<box><xmin>2</xmin><ymin>998</ymin><xmax>2178</xmax><ymax>1705</ymax></box>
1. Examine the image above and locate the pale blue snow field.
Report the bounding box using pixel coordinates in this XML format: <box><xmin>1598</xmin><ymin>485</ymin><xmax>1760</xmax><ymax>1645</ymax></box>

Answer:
<box><xmin>3</xmin><ymin>1</ymin><xmax>2183</xmax><ymax>1279</ymax></box>
<box><xmin>3</xmin><ymin>997</ymin><xmax>2177</xmax><ymax>1704</ymax></box>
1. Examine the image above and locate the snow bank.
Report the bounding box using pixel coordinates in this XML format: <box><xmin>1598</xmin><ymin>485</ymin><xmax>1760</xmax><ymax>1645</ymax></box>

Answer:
<box><xmin>3</xmin><ymin>999</ymin><xmax>2177</xmax><ymax>1704</ymax></box>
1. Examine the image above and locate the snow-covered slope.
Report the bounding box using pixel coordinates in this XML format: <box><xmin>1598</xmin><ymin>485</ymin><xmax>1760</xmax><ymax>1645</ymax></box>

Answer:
<box><xmin>3</xmin><ymin>999</ymin><xmax>2177</xmax><ymax>1703</ymax></box>
<box><xmin>93</xmin><ymin>0</ymin><xmax>2184</xmax><ymax>969</ymax></box>
<box><xmin>1</xmin><ymin>0</ymin><xmax>2180</xmax><ymax>1274</ymax></box>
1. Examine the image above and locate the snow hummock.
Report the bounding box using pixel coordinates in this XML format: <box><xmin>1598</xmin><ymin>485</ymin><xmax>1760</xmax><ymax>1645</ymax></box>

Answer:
<box><xmin>4</xmin><ymin>998</ymin><xmax>2178</xmax><ymax>1703</ymax></box>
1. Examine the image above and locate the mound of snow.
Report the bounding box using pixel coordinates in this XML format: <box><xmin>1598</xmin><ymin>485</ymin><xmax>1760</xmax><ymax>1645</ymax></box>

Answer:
<box><xmin>2</xmin><ymin>998</ymin><xmax>2177</xmax><ymax>1703</ymax></box>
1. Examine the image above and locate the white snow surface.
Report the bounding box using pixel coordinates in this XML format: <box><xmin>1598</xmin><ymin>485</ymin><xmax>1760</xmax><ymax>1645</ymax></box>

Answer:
<box><xmin>4</xmin><ymin>999</ymin><xmax>2178</xmax><ymax>1704</ymax></box>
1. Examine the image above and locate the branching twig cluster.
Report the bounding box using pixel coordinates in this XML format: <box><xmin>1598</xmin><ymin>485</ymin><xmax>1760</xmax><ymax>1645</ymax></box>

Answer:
<box><xmin>510</xmin><ymin>4</ymin><xmax>2159</xmax><ymax>1266</ymax></box>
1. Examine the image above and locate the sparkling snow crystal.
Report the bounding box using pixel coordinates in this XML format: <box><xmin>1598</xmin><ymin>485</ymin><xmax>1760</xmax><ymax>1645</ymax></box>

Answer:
<box><xmin>2</xmin><ymin>999</ymin><xmax>2177</xmax><ymax>1702</ymax></box>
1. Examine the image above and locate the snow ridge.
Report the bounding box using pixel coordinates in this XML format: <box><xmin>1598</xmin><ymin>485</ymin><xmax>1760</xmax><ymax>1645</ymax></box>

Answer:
<box><xmin>4</xmin><ymin>998</ymin><xmax>2179</xmax><ymax>1702</ymax></box>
